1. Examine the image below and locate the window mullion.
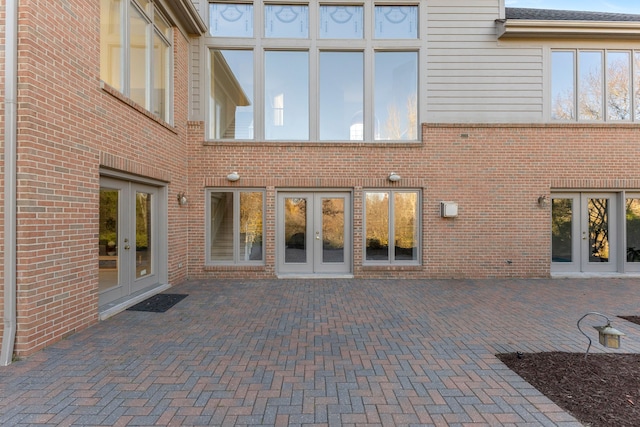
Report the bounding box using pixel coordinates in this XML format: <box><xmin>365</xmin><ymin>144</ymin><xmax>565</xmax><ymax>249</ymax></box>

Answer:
<box><xmin>123</xmin><ymin>0</ymin><xmax>131</xmax><ymax>96</ymax></box>
<box><xmin>233</xmin><ymin>190</ymin><xmax>240</xmax><ymax>263</ymax></box>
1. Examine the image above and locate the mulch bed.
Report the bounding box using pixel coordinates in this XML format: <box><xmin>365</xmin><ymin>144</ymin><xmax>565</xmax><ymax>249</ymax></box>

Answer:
<box><xmin>497</xmin><ymin>316</ymin><xmax>640</xmax><ymax>427</ymax></box>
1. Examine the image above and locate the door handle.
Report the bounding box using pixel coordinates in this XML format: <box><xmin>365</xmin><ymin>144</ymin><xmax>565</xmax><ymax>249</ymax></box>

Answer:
<box><xmin>316</xmin><ymin>231</ymin><xmax>320</xmax><ymax>240</ymax></box>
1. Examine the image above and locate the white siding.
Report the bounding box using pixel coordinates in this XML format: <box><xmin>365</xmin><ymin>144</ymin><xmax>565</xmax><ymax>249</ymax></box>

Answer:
<box><xmin>426</xmin><ymin>0</ymin><xmax>544</xmax><ymax>123</ymax></box>
<box><xmin>189</xmin><ymin>0</ymin><xmax>205</xmax><ymax>121</ymax></box>
<box><xmin>190</xmin><ymin>37</ymin><xmax>203</xmax><ymax>121</ymax></box>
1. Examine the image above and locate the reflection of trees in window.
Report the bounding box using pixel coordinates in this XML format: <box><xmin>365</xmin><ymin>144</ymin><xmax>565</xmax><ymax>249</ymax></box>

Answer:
<box><xmin>626</xmin><ymin>199</ymin><xmax>640</xmax><ymax>262</ymax></box>
<box><xmin>383</xmin><ymin>94</ymin><xmax>417</xmax><ymax>141</ymax></box>
<box><xmin>365</xmin><ymin>191</ymin><xmax>419</xmax><ymax>262</ymax></box>
<box><xmin>240</xmin><ymin>192</ymin><xmax>263</xmax><ymax>260</ymax></box>
<box><xmin>285</xmin><ymin>198</ymin><xmax>307</xmax><ymax>246</ymax></box>
<box><xmin>553</xmin><ymin>50</ymin><xmax>637</xmax><ymax>121</ymax></box>
<box><xmin>551</xmin><ymin>198</ymin><xmax>572</xmax><ymax>262</ymax></box>
<box><xmin>606</xmin><ymin>53</ymin><xmax>630</xmax><ymax>120</ymax></box>
<box><xmin>365</xmin><ymin>193</ymin><xmax>389</xmax><ymax>259</ymax></box>
<box><xmin>322</xmin><ymin>198</ymin><xmax>344</xmax><ymax>249</ymax></box>
<box><xmin>588</xmin><ymin>198</ymin><xmax>609</xmax><ymax>262</ymax></box>
<box><xmin>136</xmin><ymin>192</ymin><xmax>150</xmax><ymax>250</ymax></box>
<box><xmin>635</xmin><ymin>53</ymin><xmax>640</xmax><ymax>120</ymax></box>
<box><xmin>99</xmin><ymin>189</ymin><xmax>119</xmax><ymax>244</ymax></box>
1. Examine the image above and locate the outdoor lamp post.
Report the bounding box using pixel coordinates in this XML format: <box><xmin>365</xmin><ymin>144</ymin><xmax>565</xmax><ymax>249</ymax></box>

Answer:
<box><xmin>577</xmin><ymin>312</ymin><xmax>625</xmax><ymax>359</ymax></box>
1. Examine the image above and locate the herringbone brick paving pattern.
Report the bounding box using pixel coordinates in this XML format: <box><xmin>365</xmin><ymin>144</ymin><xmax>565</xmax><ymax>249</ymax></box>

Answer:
<box><xmin>2</xmin><ymin>278</ymin><xmax>640</xmax><ymax>426</ymax></box>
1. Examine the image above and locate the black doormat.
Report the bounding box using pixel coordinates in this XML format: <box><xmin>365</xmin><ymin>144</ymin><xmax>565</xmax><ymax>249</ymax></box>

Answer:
<box><xmin>127</xmin><ymin>294</ymin><xmax>188</xmax><ymax>313</ymax></box>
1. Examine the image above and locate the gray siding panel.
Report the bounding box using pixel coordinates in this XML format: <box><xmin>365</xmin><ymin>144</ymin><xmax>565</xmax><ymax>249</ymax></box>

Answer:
<box><xmin>426</xmin><ymin>1</ymin><xmax>544</xmax><ymax>123</ymax></box>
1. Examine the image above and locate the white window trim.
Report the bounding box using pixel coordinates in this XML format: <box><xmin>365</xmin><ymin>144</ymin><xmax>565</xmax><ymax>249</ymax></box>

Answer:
<box><xmin>363</xmin><ymin>189</ymin><xmax>422</xmax><ymax>266</ymax></box>
<box><xmin>104</xmin><ymin>0</ymin><xmax>174</xmax><ymax>123</ymax></box>
<box><xmin>205</xmin><ymin>188</ymin><xmax>266</xmax><ymax>265</ymax></box>
<box><xmin>548</xmin><ymin>47</ymin><xmax>640</xmax><ymax>123</ymax></box>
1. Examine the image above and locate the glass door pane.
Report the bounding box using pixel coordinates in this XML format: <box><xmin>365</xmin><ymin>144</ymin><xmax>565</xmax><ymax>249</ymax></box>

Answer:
<box><xmin>284</xmin><ymin>197</ymin><xmax>308</xmax><ymax>264</ymax></box>
<box><xmin>626</xmin><ymin>196</ymin><xmax>640</xmax><ymax>268</ymax></box>
<box><xmin>552</xmin><ymin>198</ymin><xmax>574</xmax><ymax>263</ymax></box>
<box><xmin>136</xmin><ymin>191</ymin><xmax>152</xmax><ymax>278</ymax></box>
<box><xmin>321</xmin><ymin>197</ymin><xmax>344</xmax><ymax>263</ymax></box>
<box><xmin>587</xmin><ymin>198</ymin><xmax>610</xmax><ymax>263</ymax></box>
<box><xmin>582</xmin><ymin>194</ymin><xmax>617</xmax><ymax>272</ymax></box>
<box><xmin>99</xmin><ymin>188</ymin><xmax>120</xmax><ymax>293</ymax></box>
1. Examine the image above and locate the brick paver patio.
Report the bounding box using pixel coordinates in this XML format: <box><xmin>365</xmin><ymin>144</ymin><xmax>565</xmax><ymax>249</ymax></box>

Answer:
<box><xmin>2</xmin><ymin>278</ymin><xmax>640</xmax><ymax>426</ymax></box>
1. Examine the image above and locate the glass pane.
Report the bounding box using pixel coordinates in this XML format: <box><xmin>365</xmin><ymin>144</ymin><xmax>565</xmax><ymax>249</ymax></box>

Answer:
<box><xmin>635</xmin><ymin>52</ymin><xmax>640</xmax><ymax>121</ymax></box>
<box><xmin>374</xmin><ymin>6</ymin><xmax>418</xmax><ymax>39</ymax></box>
<box><xmin>265</xmin><ymin>51</ymin><xmax>309</xmax><ymax>140</ymax></box>
<box><xmin>285</xmin><ymin>198</ymin><xmax>307</xmax><ymax>263</ymax></box>
<box><xmin>136</xmin><ymin>192</ymin><xmax>152</xmax><ymax>278</ymax></box>
<box><xmin>394</xmin><ymin>192</ymin><xmax>418</xmax><ymax>261</ymax></box>
<box><xmin>100</xmin><ymin>0</ymin><xmax>123</xmax><ymax>91</ymax></box>
<box><xmin>137</xmin><ymin>0</ymin><xmax>150</xmax><ymax>11</ymax></box>
<box><xmin>99</xmin><ymin>188</ymin><xmax>119</xmax><ymax>291</ymax></box>
<box><xmin>130</xmin><ymin>4</ymin><xmax>149</xmax><ymax>109</ymax></box>
<box><xmin>210</xmin><ymin>192</ymin><xmax>234</xmax><ymax>261</ymax></box>
<box><xmin>265</xmin><ymin>5</ymin><xmax>308</xmax><ymax>38</ymax></box>
<box><xmin>551</xmin><ymin>51</ymin><xmax>575</xmax><ymax>120</ymax></box>
<box><xmin>320</xmin><ymin>52</ymin><xmax>363</xmax><ymax>141</ymax></box>
<box><xmin>579</xmin><ymin>51</ymin><xmax>603</xmax><ymax>121</ymax></box>
<box><xmin>607</xmin><ymin>51</ymin><xmax>630</xmax><ymax>120</ymax></box>
<box><xmin>210</xmin><ymin>50</ymin><xmax>254</xmax><ymax>139</ymax></box>
<box><xmin>374</xmin><ymin>52</ymin><xmax>417</xmax><ymax>140</ymax></box>
<box><xmin>365</xmin><ymin>192</ymin><xmax>389</xmax><ymax>261</ymax></box>
<box><xmin>322</xmin><ymin>198</ymin><xmax>344</xmax><ymax>263</ymax></box>
<box><xmin>239</xmin><ymin>192</ymin><xmax>263</xmax><ymax>261</ymax></box>
<box><xmin>152</xmin><ymin>33</ymin><xmax>169</xmax><ymax>120</ymax></box>
<box><xmin>319</xmin><ymin>6</ymin><xmax>363</xmax><ymax>39</ymax></box>
<box><xmin>209</xmin><ymin>3</ymin><xmax>253</xmax><ymax>37</ymax></box>
<box><xmin>588</xmin><ymin>198</ymin><xmax>609</xmax><ymax>263</ymax></box>
<box><xmin>154</xmin><ymin>11</ymin><xmax>171</xmax><ymax>38</ymax></box>
<box><xmin>552</xmin><ymin>198</ymin><xmax>573</xmax><ymax>262</ymax></box>
<box><xmin>626</xmin><ymin>198</ymin><xmax>640</xmax><ymax>262</ymax></box>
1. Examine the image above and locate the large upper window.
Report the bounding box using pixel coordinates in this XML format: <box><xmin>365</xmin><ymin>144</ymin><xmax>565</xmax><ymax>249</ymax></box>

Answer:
<box><xmin>208</xmin><ymin>1</ymin><xmax>421</xmax><ymax>142</ymax></box>
<box><xmin>364</xmin><ymin>190</ymin><xmax>420</xmax><ymax>264</ymax></box>
<box><xmin>551</xmin><ymin>49</ymin><xmax>640</xmax><ymax>122</ymax></box>
<box><xmin>206</xmin><ymin>190</ymin><xmax>265</xmax><ymax>264</ymax></box>
<box><xmin>100</xmin><ymin>0</ymin><xmax>173</xmax><ymax>122</ymax></box>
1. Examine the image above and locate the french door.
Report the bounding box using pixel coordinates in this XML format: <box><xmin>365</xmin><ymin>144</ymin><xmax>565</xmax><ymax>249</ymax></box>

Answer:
<box><xmin>551</xmin><ymin>193</ymin><xmax>620</xmax><ymax>273</ymax></box>
<box><xmin>99</xmin><ymin>177</ymin><xmax>161</xmax><ymax>307</ymax></box>
<box><xmin>277</xmin><ymin>192</ymin><xmax>352</xmax><ymax>276</ymax></box>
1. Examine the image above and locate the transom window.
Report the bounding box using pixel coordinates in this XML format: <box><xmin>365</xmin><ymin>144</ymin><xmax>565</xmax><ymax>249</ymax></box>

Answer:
<box><xmin>207</xmin><ymin>1</ymin><xmax>421</xmax><ymax>142</ymax></box>
<box><xmin>551</xmin><ymin>49</ymin><xmax>640</xmax><ymax>122</ymax></box>
<box><xmin>206</xmin><ymin>189</ymin><xmax>265</xmax><ymax>264</ymax></box>
<box><xmin>364</xmin><ymin>190</ymin><xmax>420</xmax><ymax>264</ymax></box>
<box><xmin>100</xmin><ymin>0</ymin><xmax>173</xmax><ymax>122</ymax></box>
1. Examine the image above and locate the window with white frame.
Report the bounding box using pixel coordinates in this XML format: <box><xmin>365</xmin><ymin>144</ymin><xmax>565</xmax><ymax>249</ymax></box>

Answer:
<box><xmin>207</xmin><ymin>1</ymin><xmax>421</xmax><ymax>142</ymax></box>
<box><xmin>100</xmin><ymin>0</ymin><xmax>173</xmax><ymax>122</ymax></box>
<box><xmin>551</xmin><ymin>49</ymin><xmax>640</xmax><ymax>122</ymax></box>
<box><xmin>207</xmin><ymin>189</ymin><xmax>265</xmax><ymax>264</ymax></box>
<box><xmin>364</xmin><ymin>190</ymin><xmax>420</xmax><ymax>264</ymax></box>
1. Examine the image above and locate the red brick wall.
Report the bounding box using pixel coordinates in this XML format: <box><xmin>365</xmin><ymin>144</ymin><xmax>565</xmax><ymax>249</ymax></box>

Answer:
<box><xmin>7</xmin><ymin>0</ymin><xmax>191</xmax><ymax>356</ymax></box>
<box><xmin>185</xmin><ymin>122</ymin><xmax>640</xmax><ymax>279</ymax></box>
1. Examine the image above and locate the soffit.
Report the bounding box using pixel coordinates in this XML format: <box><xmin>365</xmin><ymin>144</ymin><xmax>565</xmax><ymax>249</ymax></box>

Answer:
<box><xmin>497</xmin><ymin>19</ymin><xmax>640</xmax><ymax>39</ymax></box>
<box><xmin>162</xmin><ymin>0</ymin><xmax>207</xmax><ymax>36</ymax></box>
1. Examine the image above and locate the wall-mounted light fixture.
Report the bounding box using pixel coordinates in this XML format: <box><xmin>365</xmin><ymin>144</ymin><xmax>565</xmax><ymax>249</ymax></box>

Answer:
<box><xmin>227</xmin><ymin>171</ymin><xmax>240</xmax><ymax>182</ymax></box>
<box><xmin>388</xmin><ymin>172</ymin><xmax>401</xmax><ymax>182</ymax></box>
<box><xmin>177</xmin><ymin>192</ymin><xmax>188</xmax><ymax>206</ymax></box>
<box><xmin>537</xmin><ymin>195</ymin><xmax>549</xmax><ymax>207</ymax></box>
<box><xmin>577</xmin><ymin>312</ymin><xmax>625</xmax><ymax>359</ymax></box>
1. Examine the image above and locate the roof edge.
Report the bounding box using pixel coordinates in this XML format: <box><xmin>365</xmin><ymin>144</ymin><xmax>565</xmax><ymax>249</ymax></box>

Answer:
<box><xmin>165</xmin><ymin>0</ymin><xmax>207</xmax><ymax>36</ymax></box>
